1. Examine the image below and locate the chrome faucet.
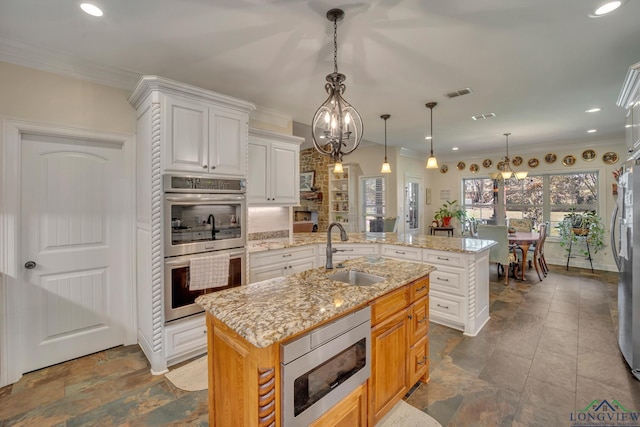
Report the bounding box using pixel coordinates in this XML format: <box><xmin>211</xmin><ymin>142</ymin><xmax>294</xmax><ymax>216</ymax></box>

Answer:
<box><xmin>326</xmin><ymin>222</ymin><xmax>349</xmax><ymax>269</ymax></box>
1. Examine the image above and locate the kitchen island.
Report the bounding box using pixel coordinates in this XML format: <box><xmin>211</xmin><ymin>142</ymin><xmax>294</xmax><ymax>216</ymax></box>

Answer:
<box><xmin>196</xmin><ymin>257</ymin><xmax>435</xmax><ymax>426</ymax></box>
<box><xmin>249</xmin><ymin>232</ymin><xmax>496</xmax><ymax>336</ymax></box>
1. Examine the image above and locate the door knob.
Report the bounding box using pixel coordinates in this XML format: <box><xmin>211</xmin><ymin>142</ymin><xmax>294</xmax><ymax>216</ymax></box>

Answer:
<box><xmin>24</xmin><ymin>261</ymin><xmax>36</xmax><ymax>269</ymax></box>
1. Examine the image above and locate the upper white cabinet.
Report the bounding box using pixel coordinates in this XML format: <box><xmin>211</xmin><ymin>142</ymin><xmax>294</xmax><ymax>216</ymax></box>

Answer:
<box><xmin>618</xmin><ymin>62</ymin><xmax>640</xmax><ymax>158</ymax></box>
<box><xmin>163</xmin><ymin>93</ymin><xmax>249</xmax><ymax>177</ymax></box>
<box><xmin>248</xmin><ymin>128</ymin><xmax>302</xmax><ymax>206</ymax></box>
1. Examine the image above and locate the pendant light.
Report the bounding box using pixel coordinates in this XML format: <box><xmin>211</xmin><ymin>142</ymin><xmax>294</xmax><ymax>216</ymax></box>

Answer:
<box><xmin>425</xmin><ymin>102</ymin><xmax>439</xmax><ymax>169</ymax></box>
<box><xmin>380</xmin><ymin>114</ymin><xmax>392</xmax><ymax>174</ymax></box>
<box><xmin>488</xmin><ymin>133</ymin><xmax>528</xmax><ymax>185</ymax></box>
<box><xmin>311</xmin><ymin>9</ymin><xmax>364</xmax><ymax>174</ymax></box>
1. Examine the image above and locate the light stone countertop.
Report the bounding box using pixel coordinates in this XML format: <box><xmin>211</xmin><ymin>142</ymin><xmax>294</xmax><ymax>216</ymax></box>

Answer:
<box><xmin>247</xmin><ymin>232</ymin><xmax>496</xmax><ymax>254</ymax></box>
<box><xmin>196</xmin><ymin>257</ymin><xmax>436</xmax><ymax>348</ymax></box>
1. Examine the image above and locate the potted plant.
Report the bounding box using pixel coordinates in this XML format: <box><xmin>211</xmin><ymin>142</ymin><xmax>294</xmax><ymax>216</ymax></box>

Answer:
<box><xmin>557</xmin><ymin>210</ymin><xmax>605</xmax><ymax>257</ymax></box>
<box><xmin>434</xmin><ymin>200</ymin><xmax>466</xmax><ymax>227</ymax></box>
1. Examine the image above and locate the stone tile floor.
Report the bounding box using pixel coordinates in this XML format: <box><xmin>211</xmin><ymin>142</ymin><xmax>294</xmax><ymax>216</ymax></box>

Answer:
<box><xmin>1</xmin><ymin>265</ymin><xmax>639</xmax><ymax>426</ymax></box>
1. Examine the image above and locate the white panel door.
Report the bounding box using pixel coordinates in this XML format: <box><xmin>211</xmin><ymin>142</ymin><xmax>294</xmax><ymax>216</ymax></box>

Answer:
<box><xmin>20</xmin><ymin>135</ymin><xmax>125</xmax><ymax>373</ymax></box>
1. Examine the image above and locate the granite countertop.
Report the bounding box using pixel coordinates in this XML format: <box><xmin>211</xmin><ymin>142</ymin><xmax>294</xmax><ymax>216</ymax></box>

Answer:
<box><xmin>196</xmin><ymin>257</ymin><xmax>435</xmax><ymax>348</ymax></box>
<box><xmin>247</xmin><ymin>232</ymin><xmax>495</xmax><ymax>254</ymax></box>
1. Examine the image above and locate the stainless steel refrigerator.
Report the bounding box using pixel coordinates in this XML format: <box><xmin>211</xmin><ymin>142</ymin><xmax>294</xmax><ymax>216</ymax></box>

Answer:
<box><xmin>612</xmin><ymin>158</ymin><xmax>640</xmax><ymax>380</ymax></box>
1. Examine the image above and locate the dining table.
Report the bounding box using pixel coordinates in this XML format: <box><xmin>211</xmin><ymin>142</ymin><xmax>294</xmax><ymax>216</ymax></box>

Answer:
<box><xmin>508</xmin><ymin>231</ymin><xmax>540</xmax><ymax>280</ymax></box>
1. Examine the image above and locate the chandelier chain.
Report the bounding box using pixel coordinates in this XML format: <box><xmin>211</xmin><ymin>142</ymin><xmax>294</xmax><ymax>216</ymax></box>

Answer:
<box><xmin>333</xmin><ymin>17</ymin><xmax>338</xmax><ymax>74</ymax></box>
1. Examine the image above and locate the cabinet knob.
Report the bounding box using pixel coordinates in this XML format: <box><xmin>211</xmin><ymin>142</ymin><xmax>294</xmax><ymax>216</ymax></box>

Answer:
<box><xmin>407</xmin><ymin>314</ymin><xmax>413</xmax><ymax>319</ymax></box>
<box><xmin>202</xmin><ymin>165</ymin><xmax>208</xmax><ymax>169</ymax></box>
<box><xmin>211</xmin><ymin>165</ymin><xmax>216</xmax><ymax>169</ymax></box>
<box><xmin>417</xmin><ymin>316</ymin><xmax>428</xmax><ymax>323</ymax></box>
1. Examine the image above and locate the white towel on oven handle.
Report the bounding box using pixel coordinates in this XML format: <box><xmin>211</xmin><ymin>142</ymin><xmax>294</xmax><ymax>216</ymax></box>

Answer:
<box><xmin>189</xmin><ymin>253</ymin><xmax>230</xmax><ymax>291</ymax></box>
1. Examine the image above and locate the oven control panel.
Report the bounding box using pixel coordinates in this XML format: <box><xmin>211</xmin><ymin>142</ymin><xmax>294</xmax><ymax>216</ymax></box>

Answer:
<box><xmin>164</xmin><ymin>175</ymin><xmax>246</xmax><ymax>193</ymax></box>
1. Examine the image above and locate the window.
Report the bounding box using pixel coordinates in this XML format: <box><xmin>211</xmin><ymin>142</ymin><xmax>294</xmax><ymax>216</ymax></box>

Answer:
<box><xmin>360</xmin><ymin>176</ymin><xmax>386</xmax><ymax>232</ymax></box>
<box><xmin>462</xmin><ymin>171</ymin><xmax>599</xmax><ymax>236</ymax></box>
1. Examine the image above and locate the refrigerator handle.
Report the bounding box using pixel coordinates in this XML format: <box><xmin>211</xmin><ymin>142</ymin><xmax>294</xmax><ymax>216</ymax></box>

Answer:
<box><xmin>610</xmin><ymin>203</ymin><xmax>621</xmax><ymax>271</ymax></box>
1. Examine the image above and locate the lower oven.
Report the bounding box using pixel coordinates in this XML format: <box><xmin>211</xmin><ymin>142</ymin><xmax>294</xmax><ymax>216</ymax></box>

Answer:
<box><xmin>163</xmin><ymin>247</ymin><xmax>245</xmax><ymax>322</ymax></box>
<box><xmin>280</xmin><ymin>306</ymin><xmax>371</xmax><ymax>426</ymax></box>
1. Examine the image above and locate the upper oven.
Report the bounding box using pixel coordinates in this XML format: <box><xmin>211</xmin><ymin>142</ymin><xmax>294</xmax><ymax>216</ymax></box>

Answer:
<box><xmin>164</xmin><ymin>175</ymin><xmax>246</xmax><ymax>257</ymax></box>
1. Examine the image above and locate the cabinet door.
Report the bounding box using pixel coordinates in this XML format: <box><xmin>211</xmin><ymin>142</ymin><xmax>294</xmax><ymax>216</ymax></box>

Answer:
<box><xmin>247</xmin><ymin>141</ymin><xmax>270</xmax><ymax>204</ymax></box>
<box><xmin>369</xmin><ymin>308</ymin><xmax>409</xmax><ymax>425</ymax></box>
<box><xmin>209</xmin><ymin>109</ymin><xmax>247</xmax><ymax>176</ymax></box>
<box><xmin>409</xmin><ymin>296</ymin><xmax>429</xmax><ymax>343</ymax></box>
<box><xmin>309</xmin><ymin>383</ymin><xmax>367</xmax><ymax>427</ymax></box>
<box><xmin>269</xmin><ymin>141</ymin><xmax>299</xmax><ymax>205</ymax></box>
<box><xmin>249</xmin><ymin>263</ymin><xmax>285</xmax><ymax>283</ymax></box>
<box><xmin>408</xmin><ymin>334</ymin><xmax>429</xmax><ymax>386</ymax></box>
<box><xmin>163</xmin><ymin>95</ymin><xmax>209</xmax><ymax>173</ymax></box>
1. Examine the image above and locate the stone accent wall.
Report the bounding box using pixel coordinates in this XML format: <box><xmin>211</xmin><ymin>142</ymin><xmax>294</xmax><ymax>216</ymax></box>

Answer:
<box><xmin>300</xmin><ymin>148</ymin><xmax>330</xmax><ymax>232</ymax></box>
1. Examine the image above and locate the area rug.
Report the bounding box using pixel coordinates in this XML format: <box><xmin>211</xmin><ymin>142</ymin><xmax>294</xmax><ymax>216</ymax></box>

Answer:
<box><xmin>164</xmin><ymin>355</ymin><xmax>208</xmax><ymax>391</ymax></box>
<box><xmin>166</xmin><ymin>357</ymin><xmax>442</xmax><ymax>427</ymax></box>
<box><xmin>377</xmin><ymin>400</ymin><xmax>442</xmax><ymax>427</ymax></box>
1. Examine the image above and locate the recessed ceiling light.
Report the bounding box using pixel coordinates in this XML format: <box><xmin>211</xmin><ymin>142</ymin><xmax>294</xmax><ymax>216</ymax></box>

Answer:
<box><xmin>425</xmin><ymin>136</ymin><xmax>432</xmax><ymax>140</ymax></box>
<box><xmin>587</xmin><ymin>129</ymin><xmax>597</xmax><ymax>133</ymax></box>
<box><xmin>80</xmin><ymin>3</ymin><xmax>103</xmax><ymax>17</ymax></box>
<box><xmin>590</xmin><ymin>1</ymin><xmax>623</xmax><ymax>17</ymax></box>
<box><xmin>585</xmin><ymin>107</ymin><xmax>602</xmax><ymax>113</ymax></box>
<box><xmin>452</xmin><ymin>147</ymin><xmax>459</xmax><ymax>151</ymax></box>
<box><xmin>625</xmin><ymin>124</ymin><xmax>632</xmax><ymax>128</ymax></box>
<box><xmin>471</xmin><ymin>113</ymin><xmax>496</xmax><ymax>121</ymax></box>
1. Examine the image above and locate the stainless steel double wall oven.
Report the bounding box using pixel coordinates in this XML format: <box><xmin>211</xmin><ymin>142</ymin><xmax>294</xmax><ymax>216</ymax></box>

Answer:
<box><xmin>163</xmin><ymin>175</ymin><xmax>246</xmax><ymax>322</ymax></box>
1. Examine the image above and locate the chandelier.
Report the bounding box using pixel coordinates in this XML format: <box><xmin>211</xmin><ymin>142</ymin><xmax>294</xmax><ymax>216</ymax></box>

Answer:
<box><xmin>425</xmin><ymin>102</ymin><xmax>438</xmax><ymax>169</ymax></box>
<box><xmin>311</xmin><ymin>9</ymin><xmax>364</xmax><ymax>174</ymax></box>
<box><xmin>489</xmin><ymin>133</ymin><xmax>528</xmax><ymax>184</ymax></box>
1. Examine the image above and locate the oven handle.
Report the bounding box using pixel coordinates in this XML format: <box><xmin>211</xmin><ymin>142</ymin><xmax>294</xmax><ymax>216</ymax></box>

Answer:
<box><xmin>164</xmin><ymin>249</ymin><xmax>245</xmax><ymax>265</ymax></box>
<box><xmin>164</xmin><ymin>195</ymin><xmax>245</xmax><ymax>203</ymax></box>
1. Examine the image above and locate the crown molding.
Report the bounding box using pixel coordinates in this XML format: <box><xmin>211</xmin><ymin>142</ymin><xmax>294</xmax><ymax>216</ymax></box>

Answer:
<box><xmin>0</xmin><ymin>37</ymin><xmax>141</xmax><ymax>90</ymax></box>
<box><xmin>251</xmin><ymin>106</ymin><xmax>291</xmax><ymax>129</ymax></box>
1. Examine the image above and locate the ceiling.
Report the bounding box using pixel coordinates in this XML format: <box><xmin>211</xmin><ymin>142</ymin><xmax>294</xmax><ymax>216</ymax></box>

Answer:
<box><xmin>1</xmin><ymin>0</ymin><xmax>639</xmax><ymax>158</ymax></box>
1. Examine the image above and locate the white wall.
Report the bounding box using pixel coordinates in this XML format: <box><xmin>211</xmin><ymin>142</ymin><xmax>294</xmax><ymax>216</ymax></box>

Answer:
<box><xmin>0</xmin><ymin>61</ymin><xmax>135</xmax><ymax>133</ymax></box>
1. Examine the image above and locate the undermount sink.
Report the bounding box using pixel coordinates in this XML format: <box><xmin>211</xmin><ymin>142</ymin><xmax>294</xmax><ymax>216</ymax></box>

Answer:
<box><xmin>327</xmin><ymin>270</ymin><xmax>385</xmax><ymax>286</ymax></box>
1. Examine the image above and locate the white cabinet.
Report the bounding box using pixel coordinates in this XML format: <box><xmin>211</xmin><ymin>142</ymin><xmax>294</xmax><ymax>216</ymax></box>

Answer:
<box><xmin>328</xmin><ymin>163</ymin><xmax>362</xmax><ymax>231</ymax></box>
<box><xmin>248</xmin><ymin>128</ymin><xmax>302</xmax><ymax>206</ymax></box>
<box><xmin>128</xmin><ymin>75</ymin><xmax>255</xmax><ymax>374</ymax></box>
<box><xmin>317</xmin><ymin>243</ymin><xmax>379</xmax><ymax>266</ymax></box>
<box><xmin>380</xmin><ymin>244</ymin><xmax>422</xmax><ymax>262</ymax></box>
<box><xmin>423</xmin><ymin>248</ymin><xmax>490</xmax><ymax>336</ymax></box>
<box><xmin>162</xmin><ymin>93</ymin><xmax>249</xmax><ymax>177</ymax></box>
<box><xmin>619</xmin><ymin>62</ymin><xmax>640</xmax><ymax>158</ymax></box>
<box><xmin>249</xmin><ymin>246</ymin><xmax>317</xmax><ymax>283</ymax></box>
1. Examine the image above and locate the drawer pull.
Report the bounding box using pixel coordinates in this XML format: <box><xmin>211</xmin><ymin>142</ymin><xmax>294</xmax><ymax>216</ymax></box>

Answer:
<box><xmin>417</xmin><ymin>317</ymin><xmax>428</xmax><ymax>323</ymax></box>
<box><xmin>417</xmin><ymin>285</ymin><xmax>427</xmax><ymax>292</ymax></box>
<box><xmin>417</xmin><ymin>356</ymin><xmax>428</xmax><ymax>365</ymax></box>
<box><xmin>282</xmin><ymin>254</ymin><xmax>292</xmax><ymax>258</ymax></box>
<box><xmin>437</xmin><ymin>277</ymin><xmax>449</xmax><ymax>282</ymax></box>
<box><xmin>437</xmin><ymin>303</ymin><xmax>449</xmax><ymax>309</ymax></box>
<box><xmin>395</xmin><ymin>250</ymin><xmax>405</xmax><ymax>255</ymax></box>
<box><xmin>436</xmin><ymin>256</ymin><xmax>450</xmax><ymax>261</ymax></box>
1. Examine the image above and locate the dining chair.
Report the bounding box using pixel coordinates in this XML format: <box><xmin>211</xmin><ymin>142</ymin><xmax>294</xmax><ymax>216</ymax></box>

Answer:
<box><xmin>508</xmin><ymin>218</ymin><xmax>533</xmax><ymax>232</ymax></box>
<box><xmin>477</xmin><ymin>225</ymin><xmax>519</xmax><ymax>285</ymax></box>
<box><xmin>383</xmin><ymin>217</ymin><xmax>398</xmax><ymax>232</ymax></box>
<box><xmin>515</xmin><ymin>223</ymin><xmax>547</xmax><ymax>281</ymax></box>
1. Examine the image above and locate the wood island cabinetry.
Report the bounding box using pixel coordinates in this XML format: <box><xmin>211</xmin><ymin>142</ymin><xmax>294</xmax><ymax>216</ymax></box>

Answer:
<box><xmin>203</xmin><ymin>273</ymin><xmax>429</xmax><ymax>427</ymax></box>
<box><xmin>368</xmin><ymin>276</ymin><xmax>429</xmax><ymax>426</ymax></box>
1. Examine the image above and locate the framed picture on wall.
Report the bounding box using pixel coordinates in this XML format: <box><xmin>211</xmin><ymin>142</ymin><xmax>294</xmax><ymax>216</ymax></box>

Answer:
<box><xmin>300</xmin><ymin>171</ymin><xmax>315</xmax><ymax>192</ymax></box>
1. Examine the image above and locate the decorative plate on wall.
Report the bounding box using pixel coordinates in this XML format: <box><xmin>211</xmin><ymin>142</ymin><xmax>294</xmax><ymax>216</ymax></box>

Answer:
<box><xmin>512</xmin><ymin>156</ymin><xmax>523</xmax><ymax>166</ymax></box>
<box><xmin>603</xmin><ymin>152</ymin><xmax>619</xmax><ymax>164</ymax></box>
<box><xmin>482</xmin><ymin>159</ymin><xmax>492</xmax><ymax>168</ymax></box>
<box><xmin>562</xmin><ymin>155</ymin><xmax>576</xmax><ymax>166</ymax></box>
<box><xmin>469</xmin><ymin>164</ymin><xmax>479</xmax><ymax>173</ymax></box>
<box><xmin>457</xmin><ymin>161</ymin><xmax>466</xmax><ymax>171</ymax></box>
<box><xmin>440</xmin><ymin>164</ymin><xmax>449</xmax><ymax>174</ymax></box>
<box><xmin>528</xmin><ymin>158</ymin><xmax>540</xmax><ymax>168</ymax></box>
<box><xmin>582</xmin><ymin>149</ymin><xmax>596</xmax><ymax>162</ymax></box>
<box><xmin>544</xmin><ymin>153</ymin><xmax>557</xmax><ymax>164</ymax></box>
<box><xmin>496</xmin><ymin>161</ymin><xmax>505</xmax><ymax>171</ymax></box>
